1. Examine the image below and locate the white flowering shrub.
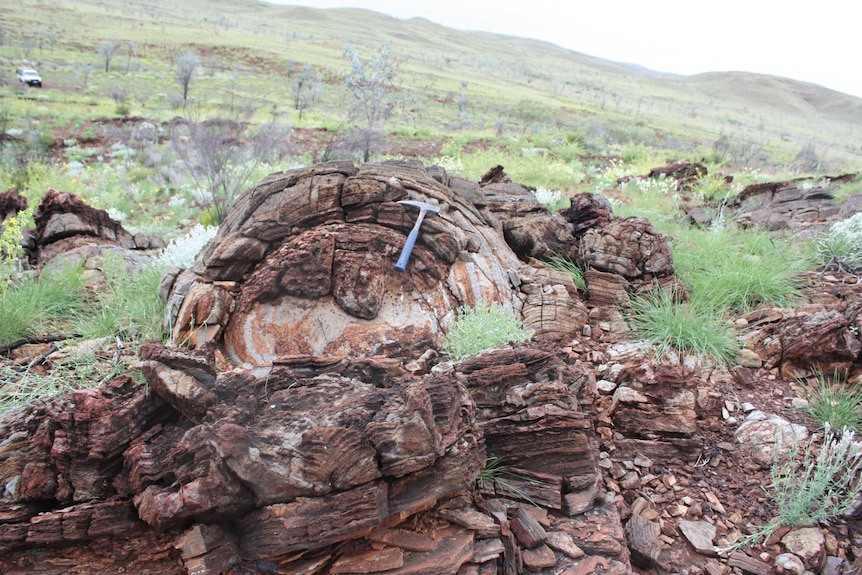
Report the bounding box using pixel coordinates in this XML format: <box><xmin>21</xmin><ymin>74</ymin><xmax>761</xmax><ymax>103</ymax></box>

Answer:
<box><xmin>814</xmin><ymin>213</ymin><xmax>862</xmax><ymax>275</ymax></box>
<box><xmin>733</xmin><ymin>424</ymin><xmax>862</xmax><ymax>549</ymax></box>
<box><xmin>433</xmin><ymin>155</ymin><xmax>463</xmax><ymax>173</ymax></box>
<box><xmin>534</xmin><ymin>187</ymin><xmax>567</xmax><ymax>211</ymax></box>
<box><xmin>105</xmin><ymin>207</ymin><xmax>127</xmax><ymax>222</ymax></box>
<box><xmin>153</xmin><ymin>224</ymin><xmax>218</xmax><ymax>269</ymax></box>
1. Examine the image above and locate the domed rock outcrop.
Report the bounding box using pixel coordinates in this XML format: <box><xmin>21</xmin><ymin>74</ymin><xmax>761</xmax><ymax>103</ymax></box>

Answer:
<box><xmin>160</xmin><ymin>161</ymin><xmax>590</xmax><ymax>363</ymax></box>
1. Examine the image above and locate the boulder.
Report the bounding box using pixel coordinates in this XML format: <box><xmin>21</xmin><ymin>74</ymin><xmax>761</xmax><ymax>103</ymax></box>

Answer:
<box><xmin>164</xmin><ymin>162</ymin><xmax>590</xmax><ymax>361</ymax></box>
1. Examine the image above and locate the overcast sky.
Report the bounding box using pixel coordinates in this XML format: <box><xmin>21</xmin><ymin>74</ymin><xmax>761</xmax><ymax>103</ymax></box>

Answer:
<box><xmin>264</xmin><ymin>0</ymin><xmax>862</xmax><ymax>99</ymax></box>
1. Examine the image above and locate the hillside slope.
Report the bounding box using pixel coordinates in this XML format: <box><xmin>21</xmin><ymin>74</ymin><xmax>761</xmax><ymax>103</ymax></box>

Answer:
<box><xmin>2</xmin><ymin>0</ymin><xmax>861</xmax><ymax>169</ymax></box>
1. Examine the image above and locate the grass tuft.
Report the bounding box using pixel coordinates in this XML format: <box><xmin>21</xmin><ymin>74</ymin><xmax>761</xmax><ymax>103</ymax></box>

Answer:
<box><xmin>671</xmin><ymin>226</ymin><xmax>806</xmax><ymax>312</ymax></box>
<box><xmin>76</xmin><ymin>255</ymin><xmax>168</xmax><ymax>342</ymax></box>
<box><xmin>628</xmin><ymin>290</ymin><xmax>739</xmax><ymax>365</ymax></box>
<box><xmin>0</xmin><ymin>341</ymin><xmax>138</xmax><ymax>416</ymax></box>
<box><xmin>545</xmin><ymin>254</ymin><xmax>588</xmax><ymax>294</ymax></box>
<box><xmin>0</xmin><ymin>266</ymin><xmax>89</xmax><ymax>344</ymax></box>
<box><xmin>800</xmin><ymin>370</ymin><xmax>862</xmax><ymax>433</ymax></box>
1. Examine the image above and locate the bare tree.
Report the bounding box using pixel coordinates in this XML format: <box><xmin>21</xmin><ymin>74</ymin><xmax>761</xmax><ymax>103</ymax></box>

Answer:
<box><xmin>172</xmin><ymin>103</ymin><xmax>291</xmax><ymax>223</ymax></box>
<box><xmin>290</xmin><ymin>64</ymin><xmax>321</xmax><ymax>121</ymax></box>
<box><xmin>175</xmin><ymin>51</ymin><xmax>200</xmax><ymax>102</ymax></box>
<box><xmin>98</xmin><ymin>39</ymin><xmax>121</xmax><ymax>72</ymax></box>
<box><xmin>125</xmin><ymin>40</ymin><xmax>137</xmax><ymax>72</ymax></box>
<box><xmin>75</xmin><ymin>63</ymin><xmax>93</xmax><ymax>92</ymax></box>
<box><xmin>19</xmin><ymin>37</ymin><xmax>35</xmax><ymax>59</ymax></box>
<box><xmin>343</xmin><ymin>42</ymin><xmax>398</xmax><ymax>162</ymax></box>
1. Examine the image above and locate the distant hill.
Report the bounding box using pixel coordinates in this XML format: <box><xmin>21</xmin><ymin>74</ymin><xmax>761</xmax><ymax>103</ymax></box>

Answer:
<box><xmin>258</xmin><ymin>2</ymin><xmax>861</xmax><ymax>167</ymax></box>
<box><xmin>3</xmin><ymin>0</ymin><xmax>860</xmax><ymax>169</ymax></box>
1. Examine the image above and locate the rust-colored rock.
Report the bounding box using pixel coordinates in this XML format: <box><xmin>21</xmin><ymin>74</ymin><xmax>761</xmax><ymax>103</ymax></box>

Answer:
<box><xmin>0</xmin><ymin>188</ymin><xmax>28</xmax><ymax>224</ymax></box>
<box><xmin>27</xmin><ymin>188</ymin><xmax>165</xmax><ymax>269</ymax></box>
<box><xmin>0</xmin><ymin>161</ymin><xmax>661</xmax><ymax>575</ymax></box>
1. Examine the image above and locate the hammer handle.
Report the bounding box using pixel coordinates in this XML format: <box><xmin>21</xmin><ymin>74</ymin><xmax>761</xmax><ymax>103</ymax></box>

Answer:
<box><xmin>394</xmin><ymin>212</ymin><xmax>427</xmax><ymax>272</ymax></box>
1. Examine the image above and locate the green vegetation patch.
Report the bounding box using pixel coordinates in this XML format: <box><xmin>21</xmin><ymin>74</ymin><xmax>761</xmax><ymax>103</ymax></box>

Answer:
<box><xmin>628</xmin><ymin>290</ymin><xmax>739</xmax><ymax>365</ymax></box>
<box><xmin>671</xmin><ymin>226</ymin><xmax>807</xmax><ymax>312</ymax></box>
<box><xmin>0</xmin><ymin>266</ymin><xmax>89</xmax><ymax>344</ymax></box>
<box><xmin>442</xmin><ymin>301</ymin><xmax>533</xmax><ymax>360</ymax></box>
<box><xmin>800</xmin><ymin>370</ymin><xmax>862</xmax><ymax>433</ymax></box>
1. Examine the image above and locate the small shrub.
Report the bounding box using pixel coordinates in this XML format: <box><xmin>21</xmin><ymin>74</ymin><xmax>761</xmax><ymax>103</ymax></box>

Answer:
<box><xmin>154</xmin><ymin>223</ymin><xmax>218</xmax><ymax>269</ymax></box>
<box><xmin>814</xmin><ymin>213</ymin><xmax>862</xmax><ymax>276</ymax></box>
<box><xmin>628</xmin><ymin>290</ymin><xmax>739</xmax><ymax>365</ymax></box>
<box><xmin>691</xmin><ymin>172</ymin><xmax>734</xmax><ymax>204</ymax></box>
<box><xmin>533</xmin><ymin>187</ymin><xmax>566</xmax><ymax>211</ymax></box>
<box><xmin>442</xmin><ymin>301</ymin><xmax>532</xmax><ymax>360</ymax></box>
<box><xmin>801</xmin><ymin>370</ymin><xmax>862</xmax><ymax>433</ymax></box>
<box><xmin>736</xmin><ymin>426</ymin><xmax>862</xmax><ymax>548</ymax></box>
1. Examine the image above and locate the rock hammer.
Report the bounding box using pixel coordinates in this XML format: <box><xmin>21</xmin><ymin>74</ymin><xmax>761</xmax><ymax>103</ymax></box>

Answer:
<box><xmin>394</xmin><ymin>200</ymin><xmax>440</xmax><ymax>272</ymax></box>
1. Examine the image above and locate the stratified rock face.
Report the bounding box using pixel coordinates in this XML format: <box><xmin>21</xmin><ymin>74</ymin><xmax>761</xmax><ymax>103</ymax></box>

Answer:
<box><xmin>163</xmin><ymin>161</ymin><xmax>591</xmax><ymax>364</ymax></box>
<box><xmin>133</xmin><ymin>344</ymin><xmax>483</xmax><ymax>550</ymax></box>
<box><xmin>24</xmin><ymin>187</ymin><xmax>166</xmax><ymax>276</ymax></box>
<box><xmin>1</xmin><ymin>161</ymin><xmax>659</xmax><ymax>575</ymax></box>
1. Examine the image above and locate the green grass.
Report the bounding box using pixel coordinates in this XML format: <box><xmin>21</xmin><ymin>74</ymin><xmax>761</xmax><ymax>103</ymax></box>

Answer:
<box><xmin>442</xmin><ymin>301</ymin><xmax>533</xmax><ymax>360</ymax></box>
<box><xmin>438</xmin><ymin>144</ymin><xmax>586</xmax><ymax>191</ymax></box>
<box><xmin>545</xmin><ymin>254</ymin><xmax>588</xmax><ymax>294</ymax></box>
<box><xmin>0</xmin><ymin>266</ymin><xmax>89</xmax><ymax>344</ymax></box>
<box><xmin>0</xmin><ymin>339</ymin><xmax>145</xmax><ymax>415</ymax></box>
<box><xmin>76</xmin><ymin>256</ymin><xmax>168</xmax><ymax>342</ymax></box>
<box><xmin>800</xmin><ymin>370</ymin><xmax>862</xmax><ymax>433</ymax></box>
<box><xmin>670</xmin><ymin>226</ymin><xmax>807</xmax><ymax>312</ymax></box>
<box><xmin>627</xmin><ymin>290</ymin><xmax>739</xmax><ymax>365</ymax></box>
<box><xmin>831</xmin><ymin>175</ymin><xmax>862</xmax><ymax>204</ymax></box>
<box><xmin>475</xmin><ymin>456</ymin><xmax>541</xmax><ymax>506</ymax></box>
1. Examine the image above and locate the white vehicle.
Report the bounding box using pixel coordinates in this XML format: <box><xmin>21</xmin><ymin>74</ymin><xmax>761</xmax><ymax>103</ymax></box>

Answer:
<box><xmin>16</xmin><ymin>67</ymin><xmax>42</xmax><ymax>87</ymax></box>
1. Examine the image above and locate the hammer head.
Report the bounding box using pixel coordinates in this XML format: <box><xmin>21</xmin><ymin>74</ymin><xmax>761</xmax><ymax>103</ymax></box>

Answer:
<box><xmin>398</xmin><ymin>199</ymin><xmax>440</xmax><ymax>214</ymax></box>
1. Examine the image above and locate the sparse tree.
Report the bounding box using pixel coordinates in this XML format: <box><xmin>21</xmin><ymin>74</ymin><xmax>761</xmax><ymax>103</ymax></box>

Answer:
<box><xmin>47</xmin><ymin>31</ymin><xmax>58</xmax><ymax>53</ymax></box>
<box><xmin>75</xmin><ymin>63</ymin><xmax>93</xmax><ymax>92</ymax></box>
<box><xmin>19</xmin><ymin>37</ymin><xmax>35</xmax><ymax>59</ymax></box>
<box><xmin>98</xmin><ymin>39</ymin><xmax>121</xmax><ymax>73</ymax></box>
<box><xmin>795</xmin><ymin>140</ymin><xmax>821</xmax><ymax>172</ymax></box>
<box><xmin>125</xmin><ymin>40</ymin><xmax>137</xmax><ymax>72</ymax></box>
<box><xmin>172</xmin><ymin>102</ymin><xmax>291</xmax><ymax>223</ymax></box>
<box><xmin>342</xmin><ymin>42</ymin><xmax>398</xmax><ymax>162</ymax></box>
<box><xmin>290</xmin><ymin>64</ymin><xmax>321</xmax><ymax>121</ymax></box>
<box><xmin>512</xmin><ymin>99</ymin><xmax>550</xmax><ymax>134</ymax></box>
<box><xmin>175</xmin><ymin>51</ymin><xmax>200</xmax><ymax>102</ymax></box>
